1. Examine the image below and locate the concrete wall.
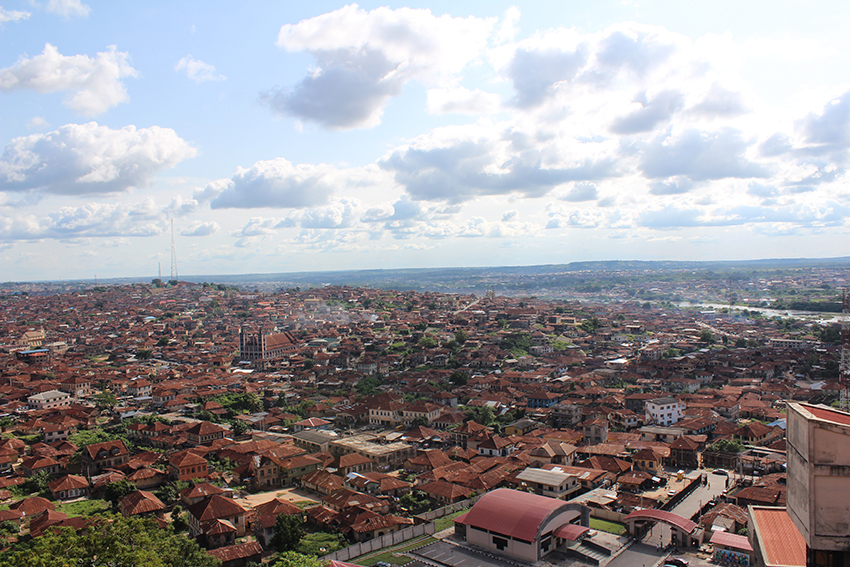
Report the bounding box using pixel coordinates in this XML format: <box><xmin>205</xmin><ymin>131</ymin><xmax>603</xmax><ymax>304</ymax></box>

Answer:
<box><xmin>321</xmin><ymin>522</ymin><xmax>436</xmax><ymax>563</ymax></box>
<box><xmin>787</xmin><ymin>403</ymin><xmax>850</xmax><ymax>553</ymax></box>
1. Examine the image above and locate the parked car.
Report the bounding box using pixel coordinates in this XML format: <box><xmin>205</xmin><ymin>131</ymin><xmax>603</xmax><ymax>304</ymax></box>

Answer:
<box><xmin>712</xmin><ymin>469</ymin><xmax>729</xmax><ymax>476</ymax></box>
<box><xmin>665</xmin><ymin>558</ymin><xmax>690</xmax><ymax>567</ymax></box>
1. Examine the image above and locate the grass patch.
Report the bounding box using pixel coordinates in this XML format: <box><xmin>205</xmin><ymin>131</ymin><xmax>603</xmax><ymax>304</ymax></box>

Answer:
<box><xmin>55</xmin><ymin>499</ymin><xmax>110</xmax><ymax>517</ymax></box>
<box><xmin>589</xmin><ymin>517</ymin><xmax>626</xmax><ymax>535</ymax></box>
<box><xmin>434</xmin><ymin>508</ymin><xmax>469</xmax><ymax>532</ymax></box>
<box><xmin>351</xmin><ymin>535</ymin><xmax>436</xmax><ymax>566</ymax></box>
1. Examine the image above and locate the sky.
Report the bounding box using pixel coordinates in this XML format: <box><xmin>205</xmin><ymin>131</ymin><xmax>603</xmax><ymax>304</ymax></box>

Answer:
<box><xmin>2</xmin><ymin>1</ymin><xmax>850</xmax><ymax>282</ymax></box>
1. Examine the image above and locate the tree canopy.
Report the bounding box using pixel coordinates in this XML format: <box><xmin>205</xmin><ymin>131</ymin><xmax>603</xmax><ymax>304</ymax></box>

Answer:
<box><xmin>0</xmin><ymin>514</ymin><xmax>219</xmax><ymax>567</ymax></box>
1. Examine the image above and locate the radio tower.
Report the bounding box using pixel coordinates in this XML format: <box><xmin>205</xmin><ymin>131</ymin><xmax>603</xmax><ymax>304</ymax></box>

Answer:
<box><xmin>841</xmin><ymin>289</ymin><xmax>850</xmax><ymax>411</ymax></box>
<box><xmin>170</xmin><ymin>219</ymin><xmax>178</xmax><ymax>283</ymax></box>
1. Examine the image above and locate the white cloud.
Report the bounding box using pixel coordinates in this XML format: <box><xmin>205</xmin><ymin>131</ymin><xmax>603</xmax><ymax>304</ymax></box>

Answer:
<box><xmin>26</xmin><ymin>116</ymin><xmax>48</xmax><ymax>129</ymax></box>
<box><xmin>0</xmin><ymin>199</ymin><xmax>166</xmax><ymax>241</ymax></box>
<box><xmin>45</xmin><ymin>0</ymin><xmax>90</xmax><ymax>18</ymax></box>
<box><xmin>266</xmin><ymin>4</ymin><xmax>495</xmax><ymax>129</ymax></box>
<box><xmin>0</xmin><ymin>7</ymin><xmax>30</xmax><ymax>22</ymax></box>
<box><xmin>0</xmin><ymin>122</ymin><xmax>197</xmax><ymax>195</ymax></box>
<box><xmin>180</xmin><ymin>221</ymin><xmax>218</xmax><ymax>237</ymax></box>
<box><xmin>279</xmin><ymin>198</ymin><xmax>362</xmax><ymax>229</ymax></box>
<box><xmin>210</xmin><ymin>158</ymin><xmax>392</xmax><ymax>209</ymax></box>
<box><xmin>175</xmin><ymin>55</ymin><xmax>225</xmax><ymax>83</ymax></box>
<box><xmin>0</xmin><ymin>44</ymin><xmax>136</xmax><ymax>115</ymax></box>
<box><xmin>380</xmin><ymin>123</ymin><xmax>617</xmax><ymax>203</ymax></box>
<box><xmin>426</xmin><ymin>87</ymin><xmax>501</xmax><ymax>115</ymax></box>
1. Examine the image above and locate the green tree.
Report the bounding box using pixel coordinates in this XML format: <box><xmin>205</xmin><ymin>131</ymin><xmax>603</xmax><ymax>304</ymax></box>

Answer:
<box><xmin>454</xmin><ymin>330</ymin><xmax>468</xmax><ymax>344</ymax></box>
<box><xmin>449</xmin><ymin>370</ymin><xmax>469</xmax><ymax>386</ymax></box>
<box><xmin>418</xmin><ymin>336</ymin><xmax>438</xmax><ymax>348</ymax></box>
<box><xmin>23</xmin><ymin>470</ymin><xmax>51</xmax><ymax>495</ymax></box>
<box><xmin>137</xmin><ymin>349</ymin><xmax>152</xmax><ymax>360</ymax></box>
<box><xmin>0</xmin><ymin>514</ymin><xmax>218</xmax><ymax>567</ymax></box>
<box><xmin>355</xmin><ymin>375</ymin><xmax>381</xmax><ymax>396</ymax></box>
<box><xmin>271</xmin><ymin>513</ymin><xmax>305</xmax><ymax>553</ymax></box>
<box><xmin>271</xmin><ymin>552</ymin><xmax>326</xmax><ymax>567</ymax></box>
<box><xmin>157</xmin><ymin>336</ymin><xmax>171</xmax><ymax>347</ymax></box>
<box><xmin>231</xmin><ymin>420</ymin><xmax>250</xmax><ymax>436</ymax></box>
<box><xmin>698</xmin><ymin>329</ymin><xmax>714</xmax><ymax>343</ymax></box>
<box><xmin>104</xmin><ymin>480</ymin><xmax>137</xmax><ymax>509</ymax></box>
<box><xmin>95</xmin><ymin>390</ymin><xmax>118</xmax><ymax>411</ymax></box>
<box><xmin>710</xmin><ymin>439</ymin><xmax>745</xmax><ymax>453</ymax></box>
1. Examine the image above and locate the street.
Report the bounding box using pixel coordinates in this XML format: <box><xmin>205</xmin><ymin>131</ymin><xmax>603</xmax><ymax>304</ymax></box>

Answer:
<box><xmin>671</xmin><ymin>471</ymin><xmax>729</xmax><ymax>520</ymax></box>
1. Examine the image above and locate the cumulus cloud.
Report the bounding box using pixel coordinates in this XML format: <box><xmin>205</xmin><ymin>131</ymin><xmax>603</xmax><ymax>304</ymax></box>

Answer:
<box><xmin>27</xmin><ymin>116</ymin><xmax>48</xmax><ymax>129</ymax></box>
<box><xmin>639</xmin><ymin>128</ymin><xmax>769</xmax><ymax>181</ymax></box>
<box><xmin>382</xmin><ymin>132</ymin><xmax>616</xmax><ymax>203</ymax></box>
<box><xmin>45</xmin><ymin>0</ymin><xmax>90</xmax><ymax>18</ymax></box>
<box><xmin>278</xmin><ymin>198</ymin><xmax>361</xmax><ymax>229</ymax></box>
<box><xmin>559</xmin><ymin>182</ymin><xmax>599</xmax><ymax>202</ymax></box>
<box><xmin>0</xmin><ymin>7</ymin><xmax>30</xmax><ymax>22</ymax></box>
<box><xmin>175</xmin><ymin>55</ymin><xmax>225</xmax><ymax>83</ymax></box>
<box><xmin>610</xmin><ymin>89</ymin><xmax>684</xmax><ymax>134</ymax></box>
<box><xmin>180</xmin><ymin>221</ymin><xmax>218</xmax><ymax>236</ymax></box>
<box><xmin>796</xmin><ymin>91</ymin><xmax>850</xmax><ymax>155</ymax></box>
<box><xmin>690</xmin><ymin>83</ymin><xmax>748</xmax><ymax>117</ymax></box>
<box><xmin>209</xmin><ymin>158</ymin><xmax>345</xmax><ymax>209</ymax></box>
<box><xmin>0</xmin><ymin>122</ymin><xmax>196</xmax><ymax>195</ymax></box>
<box><xmin>0</xmin><ymin>199</ymin><xmax>165</xmax><ymax>241</ymax></box>
<box><xmin>648</xmin><ymin>177</ymin><xmax>696</xmax><ymax>195</ymax></box>
<box><xmin>0</xmin><ymin>44</ymin><xmax>136</xmax><ymax>115</ymax></box>
<box><xmin>507</xmin><ymin>45</ymin><xmax>586</xmax><ymax>108</ymax></box>
<box><xmin>426</xmin><ymin>87</ymin><xmax>501</xmax><ymax>115</ymax></box>
<box><xmin>266</xmin><ymin>4</ymin><xmax>494</xmax><ymax>128</ymax></box>
<box><xmin>637</xmin><ymin>201</ymin><xmax>849</xmax><ymax>229</ymax></box>
<box><xmin>231</xmin><ymin>217</ymin><xmax>279</xmax><ymax>247</ymax></box>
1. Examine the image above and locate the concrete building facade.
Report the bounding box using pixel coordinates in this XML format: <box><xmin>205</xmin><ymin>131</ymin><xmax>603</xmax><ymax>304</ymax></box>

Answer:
<box><xmin>787</xmin><ymin>402</ymin><xmax>850</xmax><ymax>567</ymax></box>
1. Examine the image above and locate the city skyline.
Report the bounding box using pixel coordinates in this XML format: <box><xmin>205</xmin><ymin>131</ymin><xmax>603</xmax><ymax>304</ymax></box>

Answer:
<box><xmin>2</xmin><ymin>0</ymin><xmax>850</xmax><ymax>282</ymax></box>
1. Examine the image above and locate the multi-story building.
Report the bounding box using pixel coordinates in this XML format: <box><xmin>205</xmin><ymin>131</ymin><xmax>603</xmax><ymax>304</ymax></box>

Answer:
<box><xmin>238</xmin><ymin>327</ymin><xmax>298</xmax><ymax>361</ymax></box>
<box><xmin>645</xmin><ymin>397</ymin><xmax>685</xmax><ymax>426</ymax></box>
<box><xmin>787</xmin><ymin>402</ymin><xmax>850</xmax><ymax>566</ymax></box>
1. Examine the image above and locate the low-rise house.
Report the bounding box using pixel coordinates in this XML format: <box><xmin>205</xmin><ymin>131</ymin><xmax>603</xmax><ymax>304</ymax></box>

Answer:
<box><xmin>188</xmin><ymin>494</ymin><xmax>248</xmax><ymax>538</ymax></box>
<box><xmin>168</xmin><ymin>450</ymin><xmax>209</xmax><ymax>482</ymax></box>
<box><xmin>21</xmin><ymin>455</ymin><xmax>63</xmax><ymax>477</ymax></box>
<box><xmin>207</xmin><ymin>540</ymin><xmax>263</xmax><ymax>567</ymax></box>
<box><xmin>185</xmin><ymin>421</ymin><xmax>227</xmax><ymax>446</ymax></box>
<box><xmin>515</xmin><ymin>467</ymin><xmax>580</xmax><ymax>500</ymax></box>
<box><xmin>81</xmin><ymin>440</ymin><xmax>130</xmax><ymax>478</ymax></box>
<box><xmin>119</xmin><ymin>490</ymin><xmax>166</xmax><ymax>518</ymax></box>
<box><xmin>47</xmin><ymin>474</ymin><xmax>89</xmax><ymax>500</ymax></box>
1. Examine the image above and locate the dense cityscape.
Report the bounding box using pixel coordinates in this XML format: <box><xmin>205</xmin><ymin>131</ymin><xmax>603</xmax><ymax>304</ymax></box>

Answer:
<box><xmin>0</xmin><ymin>264</ymin><xmax>848</xmax><ymax>567</ymax></box>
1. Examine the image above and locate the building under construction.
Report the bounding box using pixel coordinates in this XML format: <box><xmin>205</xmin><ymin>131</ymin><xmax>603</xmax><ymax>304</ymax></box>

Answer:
<box><xmin>238</xmin><ymin>327</ymin><xmax>299</xmax><ymax>363</ymax></box>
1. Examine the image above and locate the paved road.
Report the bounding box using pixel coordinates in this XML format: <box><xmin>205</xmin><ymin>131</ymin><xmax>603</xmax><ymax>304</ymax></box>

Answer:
<box><xmin>603</xmin><ymin>541</ymin><xmax>667</xmax><ymax>567</ymax></box>
<box><xmin>671</xmin><ymin>471</ymin><xmax>729</xmax><ymax>520</ymax></box>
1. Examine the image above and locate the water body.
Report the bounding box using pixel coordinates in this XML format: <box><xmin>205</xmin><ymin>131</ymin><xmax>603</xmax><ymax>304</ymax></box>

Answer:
<box><xmin>678</xmin><ymin>302</ymin><xmax>850</xmax><ymax>323</ymax></box>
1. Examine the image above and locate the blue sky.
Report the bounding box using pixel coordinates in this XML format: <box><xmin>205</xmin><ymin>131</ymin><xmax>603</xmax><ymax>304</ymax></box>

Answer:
<box><xmin>2</xmin><ymin>0</ymin><xmax>850</xmax><ymax>281</ymax></box>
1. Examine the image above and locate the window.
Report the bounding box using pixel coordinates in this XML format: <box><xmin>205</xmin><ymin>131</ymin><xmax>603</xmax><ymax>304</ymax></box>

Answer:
<box><xmin>493</xmin><ymin>536</ymin><xmax>508</xmax><ymax>551</ymax></box>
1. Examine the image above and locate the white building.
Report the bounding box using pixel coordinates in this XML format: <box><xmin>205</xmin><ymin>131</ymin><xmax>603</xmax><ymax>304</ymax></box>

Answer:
<box><xmin>27</xmin><ymin>389</ymin><xmax>71</xmax><ymax>410</ymax></box>
<box><xmin>645</xmin><ymin>397</ymin><xmax>685</xmax><ymax>426</ymax></box>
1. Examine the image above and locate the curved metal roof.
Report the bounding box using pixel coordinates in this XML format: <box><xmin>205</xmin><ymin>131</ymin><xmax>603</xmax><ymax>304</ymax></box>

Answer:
<box><xmin>623</xmin><ymin>509</ymin><xmax>697</xmax><ymax>533</ymax></box>
<box><xmin>458</xmin><ymin>488</ymin><xmax>577</xmax><ymax>542</ymax></box>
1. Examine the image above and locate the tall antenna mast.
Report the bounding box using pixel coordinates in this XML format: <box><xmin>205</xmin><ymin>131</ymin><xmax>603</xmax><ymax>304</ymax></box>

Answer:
<box><xmin>841</xmin><ymin>289</ymin><xmax>850</xmax><ymax>411</ymax></box>
<box><xmin>170</xmin><ymin>219</ymin><xmax>178</xmax><ymax>282</ymax></box>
